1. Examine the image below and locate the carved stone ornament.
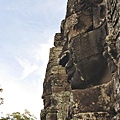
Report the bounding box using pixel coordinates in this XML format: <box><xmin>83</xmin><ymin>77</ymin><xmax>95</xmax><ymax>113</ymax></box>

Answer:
<box><xmin>59</xmin><ymin>0</ymin><xmax>110</xmax><ymax>89</ymax></box>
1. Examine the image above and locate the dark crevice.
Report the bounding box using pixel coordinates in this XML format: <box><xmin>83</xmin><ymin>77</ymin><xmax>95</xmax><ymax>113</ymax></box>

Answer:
<box><xmin>84</xmin><ymin>19</ymin><xmax>106</xmax><ymax>33</ymax></box>
<box><xmin>91</xmin><ymin>4</ymin><xmax>94</xmax><ymax>30</ymax></box>
<box><xmin>113</xmin><ymin>17</ymin><xmax>119</xmax><ymax>28</ymax></box>
<box><xmin>100</xmin><ymin>5</ymin><xmax>106</xmax><ymax>19</ymax></box>
<box><xmin>115</xmin><ymin>32</ymin><xmax>120</xmax><ymax>41</ymax></box>
<box><xmin>111</xmin><ymin>2</ymin><xmax>117</xmax><ymax>20</ymax></box>
<box><xmin>85</xmin><ymin>25</ymin><xmax>94</xmax><ymax>32</ymax></box>
<box><xmin>59</xmin><ymin>52</ymin><xmax>69</xmax><ymax>67</ymax></box>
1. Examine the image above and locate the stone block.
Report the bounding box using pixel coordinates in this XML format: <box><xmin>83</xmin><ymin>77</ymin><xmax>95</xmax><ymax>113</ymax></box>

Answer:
<box><xmin>40</xmin><ymin>109</ymin><xmax>46</xmax><ymax>120</ymax></box>
<box><xmin>46</xmin><ymin>109</ymin><xmax>57</xmax><ymax>120</ymax></box>
<box><xmin>52</xmin><ymin>86</ymin><xmax>65</xmax><ymax>93</ymax></box>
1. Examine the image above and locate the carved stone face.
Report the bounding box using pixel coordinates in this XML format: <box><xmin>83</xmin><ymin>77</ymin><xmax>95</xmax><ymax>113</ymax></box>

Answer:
<box><xmin>59</xmin><ymin>0</ymin><xmax>109</xmax><ymax>89</ymax></box>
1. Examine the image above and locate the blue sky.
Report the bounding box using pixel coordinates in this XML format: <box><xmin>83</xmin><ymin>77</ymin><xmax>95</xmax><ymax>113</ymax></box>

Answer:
<box><xmin>0</xmin><ymin>0</ymin><xmax>67</xmax><ymax>119</ymax></box>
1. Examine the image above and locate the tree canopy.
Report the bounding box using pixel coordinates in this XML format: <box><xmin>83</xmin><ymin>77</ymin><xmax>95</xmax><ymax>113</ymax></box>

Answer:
<box><xmin>0</xmin><ymin>87</ymin><xmax>3</xmax><ymax>105</ymax></box>
<box><xmin>0</xmin><ymin>109</ymin><xmax>37</xmax><ymax>120</ymax></box>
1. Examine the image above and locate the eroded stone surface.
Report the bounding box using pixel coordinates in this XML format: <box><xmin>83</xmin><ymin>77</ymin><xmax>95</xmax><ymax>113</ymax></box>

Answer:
<box><xmin>59</xmin><ymin>0</ymin><xmax>110</xmax><ymax>89</ymax></box>
<box><xmin>40</xmin><ymin>0</ymin><xmax>119</xmax><ymax>119</ymax></box>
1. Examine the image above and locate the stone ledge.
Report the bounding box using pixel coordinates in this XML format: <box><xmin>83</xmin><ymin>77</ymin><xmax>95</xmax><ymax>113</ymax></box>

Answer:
<box><xmin>71</xmin><ymin>82</ymin><xmax>113</xmax><ymax>113</ymax></box>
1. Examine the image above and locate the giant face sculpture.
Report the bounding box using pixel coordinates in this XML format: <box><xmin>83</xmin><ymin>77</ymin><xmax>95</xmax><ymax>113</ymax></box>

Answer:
<box><xmin>59</xmin><ymin>0</ymin><xmax>109</xmax><ymax>89</ymax></box>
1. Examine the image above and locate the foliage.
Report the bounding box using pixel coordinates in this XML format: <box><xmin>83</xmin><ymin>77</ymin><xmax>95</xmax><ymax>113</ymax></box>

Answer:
<box><xmin>0</xmin><ymin>87</ymin><xmax>3</xmax><ymax>105</ymax></box>
<box><xmin>0</xmin><ymin>109</ymin><xmax>37</xmax><ymax>120</ymax></box>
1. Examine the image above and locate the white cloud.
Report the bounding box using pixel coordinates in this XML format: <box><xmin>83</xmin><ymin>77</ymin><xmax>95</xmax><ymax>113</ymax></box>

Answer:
<box><xmin>16</xmin><ymin>57</ymin><xmax>39</xmax><ymax>79</ymax></box>
<box><xmin>0</xmin><ymin>41</ymin><xmax>53</xmax><ymax>119</ymax></box>
<box><xmin>34</xmin><ymin>41</ymin><xmax>53</xmax><ymax>61</ymax></box>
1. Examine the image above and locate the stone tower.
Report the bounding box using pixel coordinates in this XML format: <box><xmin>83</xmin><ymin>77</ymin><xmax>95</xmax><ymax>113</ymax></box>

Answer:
<box><xmin>41</xmin><ymin>0</ymin><xmax>120</xmax><ymax>119</ymax></box>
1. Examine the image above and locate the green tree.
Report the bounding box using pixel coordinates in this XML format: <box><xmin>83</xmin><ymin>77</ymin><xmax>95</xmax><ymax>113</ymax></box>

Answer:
<box><xmin>0</xmin><ymin>109</ymin><xmax>37</xmax><ymax>120</ymax></box>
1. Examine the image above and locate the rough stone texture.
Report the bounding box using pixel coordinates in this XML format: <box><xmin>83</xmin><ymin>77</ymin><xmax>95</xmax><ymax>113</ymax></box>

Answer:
<box><xmin>72</xmin><ymin>112</ymin><xmax>110</xmax><ymax>120</ymax></box>
<box><xmin>40</xmin><ymin>0</ymin><xmax>119</xmax><ymax>120</ymax></box>
<box><xmin>106</xmin><ymin>0</ymin><xmax>120</xmax><ymax>119</ymax></box>
<box><xmin>59</xmin><ymin>0</ymin><xmax>110</xmax><ymax>89</ymax></box>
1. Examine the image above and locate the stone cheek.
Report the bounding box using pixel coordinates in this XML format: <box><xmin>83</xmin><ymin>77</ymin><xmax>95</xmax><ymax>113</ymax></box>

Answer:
<box><xmin>61</xmin><ymin>22</ymin><xmax>109</xmax><ymax>89</ymax></box>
